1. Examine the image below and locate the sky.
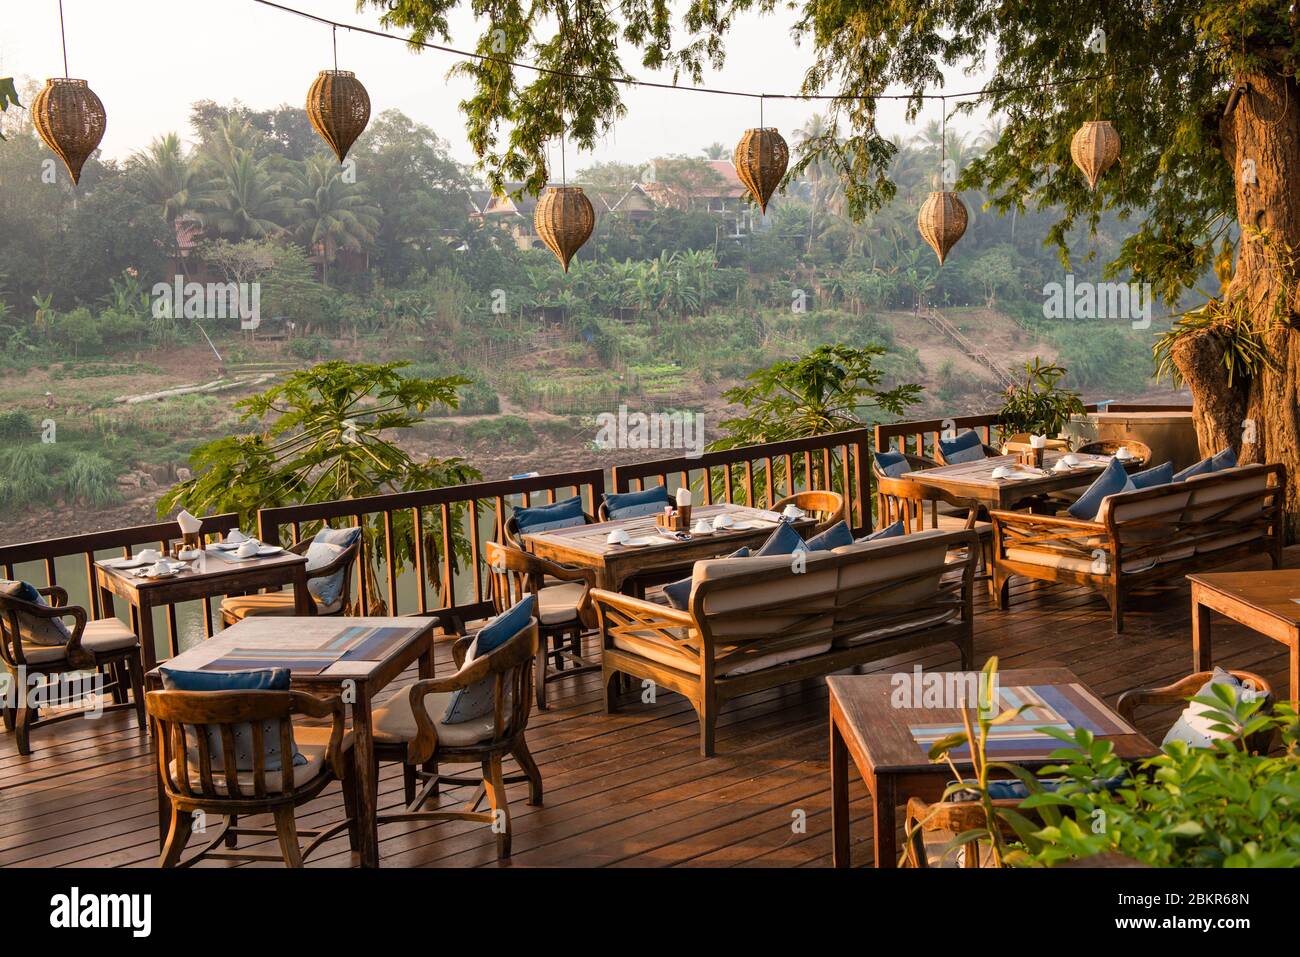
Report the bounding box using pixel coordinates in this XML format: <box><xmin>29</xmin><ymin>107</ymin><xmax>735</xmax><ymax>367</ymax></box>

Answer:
<box><xmin>2</xmin><ymin>0</ymin><xmax>992</xmax><ymax>177</ymax></box>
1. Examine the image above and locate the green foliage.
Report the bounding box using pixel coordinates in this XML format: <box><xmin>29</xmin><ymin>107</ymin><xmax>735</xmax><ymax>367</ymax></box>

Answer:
<box><xmin>0</xmin><ymin>77</ymin><xmax>19</xmax><ymax>142</ymax></box>
<box><xmin>0</xmin><ymin>445</ymin><xmax>120</xmax><ymax>509</ymax></box>
<box><xmin>1154</xmin><ymin>297</ymin><xmax>1272</xmax><ymax>389</ymax></box>
<box><xmin>996</xmin><ymin>358</ymin><xmax>1086</xmax><ymax>439</ymax></box>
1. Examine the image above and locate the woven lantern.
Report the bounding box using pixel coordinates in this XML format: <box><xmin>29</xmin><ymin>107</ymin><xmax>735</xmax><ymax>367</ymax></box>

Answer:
<box><xmin>1070</xmin><ymin>120</ymin><xmax>1120</xmax><ymax>191</ymax></box>
<box><xmin>32</xmin><ymin>78</ymin><xmax>105</xmax><ymax>186</ymax></box>
<box><xmin>733</xmin><ymin>127</ymin><xmax>789</xmax><ymax>214</ymax></box>
<box><xmin>534</xmin><ymin>186</ymin><xmax>595</xmax><ymax>272</ymax></box>
<box><xmin>306</xmin><ymin>70</ymin><xmax>371</xmax><ymax>163</ymax></box>
<box><xmin>917</xmin><ymin>191</ymin><xmax>968</xmax><ymax>265</ymax></box>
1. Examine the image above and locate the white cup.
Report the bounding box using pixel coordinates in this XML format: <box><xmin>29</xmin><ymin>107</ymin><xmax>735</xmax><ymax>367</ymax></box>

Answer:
<box><xmin>712</xmin><ymin>514</ymin><xmax>734</xmax><ymax>531</ymax></box>
<box><xmin>1062</xmin><ymin>453</ymin><xmax>1080</xmax><ymax>467</ymax></box>
<box><xmin>1053</xmin><ymin>460</ymin><xmax>1071</xmax><ymax>473</ymax></box>
<box><xmin>691</xmin><ymin>520</ymin><xmax>711</xmax><ymax>535</ymax></box>
<box><xmin>1114</xmin><ymin>447</ymin><xmax>1134</xmax><ymax>460</ymax></box>
<box><xmin>782</xmin><ymin>504</ymin><xmax>803</xmax><ymax>520</ymax></box>
<box><xmin>991</xmin><ymin>465</ymin><xmax>1014</xmax><ymax>479</ymax></box>
<box><xmin>606</xmin><ymin>528</ymin><xmax>630</xmax><ymax>545</ymax></box>
<box><xmin>235</xmin><ymin>540</ymin><xmax>259</xmax><ymax>559</ymax></box>
<box><xmin>136</xmin><ymin>548</ymin><xmax>161</xmax><ymax>563</ymax></box>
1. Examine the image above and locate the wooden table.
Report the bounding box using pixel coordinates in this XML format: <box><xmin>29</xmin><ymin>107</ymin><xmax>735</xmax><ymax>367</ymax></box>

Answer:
<box><xmin>1190</xmin><ymin>570</ymin><xmax>1300</xmax><ymax>700</ymax></box>
<box><xmin>522</xmin><ymin>503</ymin><xmax>815</xmax><ymax>591</ymax></box>
<box><xmin>146</xmin><ymin>615</ymin><xmax>436</xmax><ymax>868</ymax></box>
<box><xmin>901</xmin><ymin>451</ymin><xmax>1144</xmax><ymax>512</ymax></box>
<box><xmin>95</xmin><ymin>548</ymin><xmax>311</xmax><ymax>671</ymax></box>
<box><xmin>827</xmin><ymin>667</ymin><xmax>1157</xmax><ymax>868</ymax></box>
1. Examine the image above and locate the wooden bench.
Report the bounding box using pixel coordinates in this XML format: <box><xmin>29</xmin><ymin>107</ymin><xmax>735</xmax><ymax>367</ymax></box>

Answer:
<box><xmin>590</xmin><ymin>528</ymin><xmax>978</xmax><ymax>755</ymax></box>
<box><xmin>990</xmin><ymin>463</ymin><xmax>1286</xmax><ymax>633</ymax></box>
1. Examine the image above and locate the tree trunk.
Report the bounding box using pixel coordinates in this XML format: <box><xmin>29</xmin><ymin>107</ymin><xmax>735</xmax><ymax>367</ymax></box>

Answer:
<box><xmin>1176</xmin><ymin>67</ymin><xmax>1300</xmax><ymax>538</ymax></box>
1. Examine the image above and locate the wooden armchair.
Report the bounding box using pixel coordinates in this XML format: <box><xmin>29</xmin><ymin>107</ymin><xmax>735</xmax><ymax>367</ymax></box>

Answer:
<box><xmin>903</xmin><ymin>796</ymin><xmax>1028</xmax><ymax>868</ymax></box>
<box><xmin>374</xmin><ymin>618</ymin><xmax>541</xmax><ymax>859</ymax></box>
<box><xmin>0</xmin><ymin>585</ymin><xmax>145</xmax><ymax>755</ymax></box>
<box><xmin>219</xmin><ymin>534</ymin><xmax>360</xmax><ymax>626</ymax></box>
<box><xmin>504</xmin><ymin>510</ymin><xmax>597</xmax><ymax>549</ymax></box>
<box><xmin>1117</xmin><ymin>670</ymin><xmax>1275</xmax><ymax>754</ymax></box>
<box><xmin>873</xmin><ymin>453</ymin><xmax>989</xmax><ymax>575</ymax></box>
<box><xmin>146</xmin><ymin>687</ymin><xmax>358</xmax><ymax>867</ymax></box>
<box><xmin>772</xmin><ymin>490</ymin><xmax>846</xmax><ymax>535</ymax></box>
<box><xmin>485</xmin><ymin>541</ymin><xmax>596</xmax><ymax>710</ymax></box>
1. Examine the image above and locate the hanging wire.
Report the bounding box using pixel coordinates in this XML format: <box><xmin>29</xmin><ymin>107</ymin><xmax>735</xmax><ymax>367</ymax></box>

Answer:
<box><xmin>333</xmin><ymin>23</ymin><xmax>338</xmax><ymax>71</ymax></box>
<box><xmin>253</xmin><ymin>0</ymin><xmax>1137</xmax><ymax>106</ymax></box>
<box><xmin>57</xmin><ymin>0</ymin><xmax>69</xmax><ymax>77</ymax></box>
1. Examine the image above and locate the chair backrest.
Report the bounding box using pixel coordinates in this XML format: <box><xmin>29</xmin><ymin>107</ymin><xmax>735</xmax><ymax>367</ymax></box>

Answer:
<box><xmin>146</xmin><ymin>689</ymin><xmax>341</xmax><ymax>801</ymax></box>
<box><xmin>772</xmin><ymin>490</ymin><xmax>846</xmax><ymax>532</ymax></box>
<box><xmin>291</xmin><ymin>531</ymin><xmax>362</xmax><ymax>611</ymax></box>
<box><xmin>483</xmin><ymin>542</ymin><xmax>541</xmax><ymax>614</ymax></box>
<box><xmin>0</xmin><ymin>587</ymin><xmax>84</xmax><ymax>669</ymax></box>
<box><xmin>503</xmin><ymin>511</ymin><xmax>596</xmax><ymax>549</ymax></box>
<box><xmin>873</xmin><ymin>454</ymin><xmax>978</xmax><ymax>533</ymax></box>
<box><xmin>685</xmin><ymin>529</ymin><xmax>975</xmax><ymax>660</ymax></box>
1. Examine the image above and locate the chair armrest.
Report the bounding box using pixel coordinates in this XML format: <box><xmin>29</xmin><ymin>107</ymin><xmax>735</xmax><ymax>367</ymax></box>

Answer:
<box><xmin>2</xmin><ymin>596</ymin><xmax>89</xmax><ymax>667</ymax></box>
<box><xmin>1116</xmin><ymin>670</ymin><xmax>1273</xmax><ymax>724</ymax></box>
<box><xmin>988</xmin><ymin>510</ymin><xmax>1102</xmax><ymax>532</ymax></box>
<box><xmin>588</xmin><ymin>589</ymin><xmax>694</xmax><ymax>627</ymax></box>
<box><xmin>38</xmin><ymin>585</ymin><xmax>69</xmax><ymax>607</ymax></box>
<box><xmin>451</xmin><ymin>633</ymin><xmax>474</xmax><ymax>669</ymax></box>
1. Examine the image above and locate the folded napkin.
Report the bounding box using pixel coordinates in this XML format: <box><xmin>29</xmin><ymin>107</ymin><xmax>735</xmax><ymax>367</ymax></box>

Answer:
<box><xmin>177</xmin><ymin>509</ymin><xmax>202</xmax><ymax>535</ymax></box>
<box><xmin>657</xmin><ymin>528</ymin><xmax>692</xmax><ymax>542</ymax></box>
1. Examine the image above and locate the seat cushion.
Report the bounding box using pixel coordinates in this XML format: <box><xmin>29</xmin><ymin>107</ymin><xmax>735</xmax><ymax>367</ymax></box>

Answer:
<box><xmin>537</xmin><ymin>581</ymin><xmax>585</xmax><ymax>625</ymax></box>
<box><xmin>220</xmin><ymin>591</ymin><xmax>342</xmax><ymax>621</ymax></box>
<box><xmin>1004</xmin><ymin>546</ymin><xmax>1157</xmax><ymax>576</ymax></box>
<box><xmin>20</xmin><ymin>616</ymin><xmax>138</xmax><ymax>665</ymax></box>
<box><xmin>442</xmin><ymin>596</ymin><xmax>533</xmax><ymax>723</ymax></box>
<box><xmin>831</xmin><ymin>608</ymin><xmax>959</xmax><ymax>648</ymax></box>
<box><xmin>373</xmin><ymin>688</ymin><xmax>501</xmax><ymax>748</ymax></box>
<box><xmin>1162</xmin><ymin>668</ymin><xmax>1243</xmax><ymax>749</ymax></box>
<box><xmin>168</xmin><ymin>724</ymin><xmax>350</xmax><ymax>796</ymax></box>
<box><xmin>610</xmin><ymin>627</ymin><xmax>832</xmax><ymax>677</ymax></box>
<box><xmin>305</xmin><ymin>526</ymin><xmax>361</xmax><ymax>606</ymax></box>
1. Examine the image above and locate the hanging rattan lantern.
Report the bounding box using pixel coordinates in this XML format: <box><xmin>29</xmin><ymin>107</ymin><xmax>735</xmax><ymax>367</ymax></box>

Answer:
<box><xmin>32</xmin><ymin>78</ymin><xmax>105</xmax><ymax>186</ymax></box>
<box><xmin>917</xmin><ymin>191</ymin><xmax>968</xmax><ymax>265</ymax></box>
<box><xmin>534</xmin><ymin>186</ymin><xmax>595</xmax><ymax>272</ymax></box>
<box><xmin>733</xmin><ymin>128</ymin><xmax>789</xmax><ymax>214</ymax></box>
<box><xmin>1071</xmin><ymin>120</ymin><xmax>1120</xmax><ymax>191</ymax></box>
<box><xmin>306</xmin><ymin>70</ymin><xmax>371</xmax><ymax>163</ymax></box>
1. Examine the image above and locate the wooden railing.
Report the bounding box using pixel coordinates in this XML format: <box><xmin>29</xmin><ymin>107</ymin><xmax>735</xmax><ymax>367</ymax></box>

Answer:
<box><xmin>256</xmin><ymin>469</ymin><xmax>605</xmax><ymax>631</ymax></box>
<box><xmin>0</xmin><ymin>514</ymin><xmax>240</xmax><ymax>645</ymax></box>
<box><xmin>611</xmin><ymin>429</ymin><xmax>874</xmax><ymax>534</ymax></box>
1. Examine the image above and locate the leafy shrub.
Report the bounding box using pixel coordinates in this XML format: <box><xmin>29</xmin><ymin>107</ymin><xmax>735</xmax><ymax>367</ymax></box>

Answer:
<box><xmin>61</xmin><ymin>451</ymin><xmax>120</xmax><ymax>506</ymax></box>
<box><xmin>0</xmin><ymin>409</ymin><xmax>33</xmax><ymax>439</ymax></box>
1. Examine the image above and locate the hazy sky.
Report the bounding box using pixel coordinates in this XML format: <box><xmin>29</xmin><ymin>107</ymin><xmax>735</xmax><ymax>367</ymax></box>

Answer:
<box><xmin>3</xmin><ymin>0</ymin><xmax>991</xmax><ymax>176</ymax></box>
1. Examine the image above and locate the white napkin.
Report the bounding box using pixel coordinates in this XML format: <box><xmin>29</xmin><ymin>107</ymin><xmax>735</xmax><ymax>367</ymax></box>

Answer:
<box><xmin>657</xmin><ymin>528</ymin><xmax>692</xmax><ymax>542</ymax></box>
<box><xmin>234</xmin><ymin>539</ymin><xmax>260</xmax><ymax>558</ymax></box>
<box><xmin>1029</xmin><ymin>434</ymin><xmax>1047</xmax><ymax>449</ymax></box>
<box><xmin>177</xmin><ymin>509</ymin><xmax>202</xmax><ymax>535</ymax></box>
<box><xmin>676</xmin><ymin>487</ymin><xmax>693</xmax><ymax>508</ymax></box>
<box><xmin>225</xmin><ymin>529</ymin><xmax>248</xmax><ymax>545</ymax></box>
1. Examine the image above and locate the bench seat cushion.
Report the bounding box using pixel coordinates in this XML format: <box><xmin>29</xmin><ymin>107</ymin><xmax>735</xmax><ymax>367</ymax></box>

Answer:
<box><xmin>611</xmin><ymin>627</ymin><xmax>832</xmax><ymax>677</ymax></box>
<box><xmin>831</xmin><ymin>608</ymin><xmax>960</xmax><ymax>649</ymax></box>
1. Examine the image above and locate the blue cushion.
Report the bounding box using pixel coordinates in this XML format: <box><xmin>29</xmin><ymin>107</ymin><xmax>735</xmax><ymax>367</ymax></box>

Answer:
<box><xmin>0</xmin><ymin>579</ymin><xmax>71</xmax><ymax>646</ymax></box>
<box><xmin>158</xmin><ymin>667</ymin><xmax>305</xmax><ymax>771</ymax></box>
<box><xmin>443</xmin><ymin>595</ymin><xmax>535</xmax><ymax>723</ymax></box>
<box><xmin>603</xmin><ymin>486</ymin><xmax>670</xmax><ymax>519</ymax></box>
<box><xmin>305</xmin><ymin>526</ymin><xmax>361</xmax><ymax>607</ymax></box>
<box><xmin>805</xmin><ymin>520</ymin><xmax>854</xmax><ymax>551</ymax></box>
<box><xmin>1210</xmin><ymin>447</ymin><xmax>1238</xmax><ymax>471</ymax></box>
<box><xmin>938</xmin><ymin>430</ymin><xmax>986</xmax><ymax>464</ymax></box>
<box><xmin>856</xmin><ymin>519</ymin><xmax>904</xmax><ymax>543</ymax></box>
<box><xmin>873</xmin><ymin>450</ymin><xmax>911</xmax><ymax>478</ymax></box>
<box><xmin>1130</xmin><ymin>461</ymin><xmax>1173</xmax><ymax>490</ymax></box>
<box><xmin>1067</xmin><ymin>458</ymin><xmax>1135</xmax><ymax>521</ymax></box>
<box><xmin>662</xmin><ymin>547</ymin><xmax>750</xmax><ymax>610</ymax></box>
<box><xmin>513</xmin><ymin>496</ymin><xmax>586</xmax><ymax>533</ymax></box>
<box><xmin>754</xmin><ymin>521</ymin><xmax>807</xmax><ymax>556</ymax></box>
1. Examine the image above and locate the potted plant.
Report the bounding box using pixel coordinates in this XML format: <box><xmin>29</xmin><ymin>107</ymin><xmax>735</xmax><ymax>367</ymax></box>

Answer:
<box><xmin>996</xmin><ymin>357</ymin><xmax>1086</xmax><ymax>447</ymax></box>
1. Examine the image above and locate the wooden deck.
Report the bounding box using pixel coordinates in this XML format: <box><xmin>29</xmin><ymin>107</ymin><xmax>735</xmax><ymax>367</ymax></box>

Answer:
<box><xmin>3</xmin><ymin>546</ymin><xmax>1295</xmax><ymax>868</ymax></box>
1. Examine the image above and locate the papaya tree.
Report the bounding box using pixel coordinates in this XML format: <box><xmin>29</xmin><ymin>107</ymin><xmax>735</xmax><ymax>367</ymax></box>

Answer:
<box><xmin>366</xmin><ymin>0</ymin><xmax>1300</xmax><ymax>533</ymax></box>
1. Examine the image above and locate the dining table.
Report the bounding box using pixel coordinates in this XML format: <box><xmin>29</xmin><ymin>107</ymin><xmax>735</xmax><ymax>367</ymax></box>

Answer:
<box><xmin>145</xmin><ymin>614</ymin><xmax>437</xmax><ymax>868</ymax></box>
<box><xmin>899</xmin><ymin>450</ymin><xmax>1146</xmax><ymax>513</ymax></box>
<box><xmin>521</xmin><ymin>502</ymin><xmax>817</xmax><ymax>592</ymax></box>
<box><xmin>95</xmin><ymin>544</ymin><xmax>312</xmax><ymax>670</ymax></box>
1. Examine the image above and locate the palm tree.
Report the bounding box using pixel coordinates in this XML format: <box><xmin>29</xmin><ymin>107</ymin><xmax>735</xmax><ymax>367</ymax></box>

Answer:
<box><xmin>195</xmin><ymin>149</ymin><xmax>286</xmax><ymax>241</ymax></box>
<box><xmin>285</xmin><ymin>155</ymin><xmax>380</xmax><ymax>286</ymax></box>
<box><xmin>701</xmin><ymin>142</ymin><xmax>729</xmax><ymax>160</ymax></box>
<box><xmin>130</xmin><ymin>134</ymin><xmax>194</xmax><ymax>228</ymax></box>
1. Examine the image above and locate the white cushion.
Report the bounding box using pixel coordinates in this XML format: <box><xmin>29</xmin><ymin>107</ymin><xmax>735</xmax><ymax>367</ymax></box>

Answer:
<box><xmin>537</xmin><ymin>581</ymin><xmax>585</xmax><ymax>625</ymax></box>
<box><xmin>1161</xmin><ymin>669</ymin><xmax>1243</xmax><ymax>749</ymax></box>
<box><xmin>20</xmin><ymin>617</ymin><xmax>138</xmax><ymax>665</ymax></box>
<box><xmin>372</xmin><ymin>688</ymin><xmax>502</xmax><ymax>748</ymax></box>
<box><xmin>832</xmin><ymin>608</ymin><xmax>960</xmax><ymax>649</ymax></box>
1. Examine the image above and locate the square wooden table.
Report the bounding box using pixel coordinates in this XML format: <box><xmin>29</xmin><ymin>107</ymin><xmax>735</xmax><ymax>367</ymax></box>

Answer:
<box><xmin>522</xmin><ymin>503</ymin><xmax>816</xmax><ymax>592</ymax></box>
<box><xmin>146</xmin><ymin>615</ymin><xmax>436</xmax><ymax>868</ymax></box>
<box><xmin>95</xmin><ymin>548</ymin><xmax>311</xmax><ymax>670</ymax></box>
<box><xmin>1190</xmin><ymin>570</ymin><xmax>1300</xmax><ymax>700</ymax></box>
<box><xmin>901</xmin><ymin>451</ymin><xmax>1144</xmax><ymax>512</ymax></box>
<box><xmin>827</xmin><ymin>667</ymin><xmax>1157</xmax><ymax>868</ymax></box>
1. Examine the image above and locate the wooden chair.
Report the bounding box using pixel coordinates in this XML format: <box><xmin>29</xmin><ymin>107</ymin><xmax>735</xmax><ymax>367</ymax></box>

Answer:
<box><xmin>903</xmin><ymin>796</ymin><xmax>1027</xmax><ymax>868</ymax></box>
<box><xmin>484</xmin><ymin>541</ymin><xmax>596</xmax><ymax>710</ymax></box>
<box><xmin>772</xmin><ymin>490</ymin><xmax>846</xmax><ymax>534</ymax></box>
<box><xmin>373</xmin><ymin>618</ymin><xmax>541</xmax><ymax>859</ymax></box>
<box><xmin>0</xmin><ymin>586</ymin><xmax>145</xmax><ymax>756</ymax></box>
<box><xmin>219</xmin><ymin>534</ymin><xmax>360</xmax><ymax>627</ymax></box>
<box><xmin>1117</xmin><ymin>670</ymin><xmax>1275</xmax><ymax>754</ymax></box>
<box><xmin>1077</xmin><ymin>439</ymin><xmax>1153</xmax><ymax>464</ymax></box>
<box><xmin>873</xmin><ymin>452</ymin><xmax>990</xmax><ymax>575</ymax></box>
<box><xmin>146</xmin><ymin>687</ymin><xmax>358</xmax><ymax>867</ymax></box>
